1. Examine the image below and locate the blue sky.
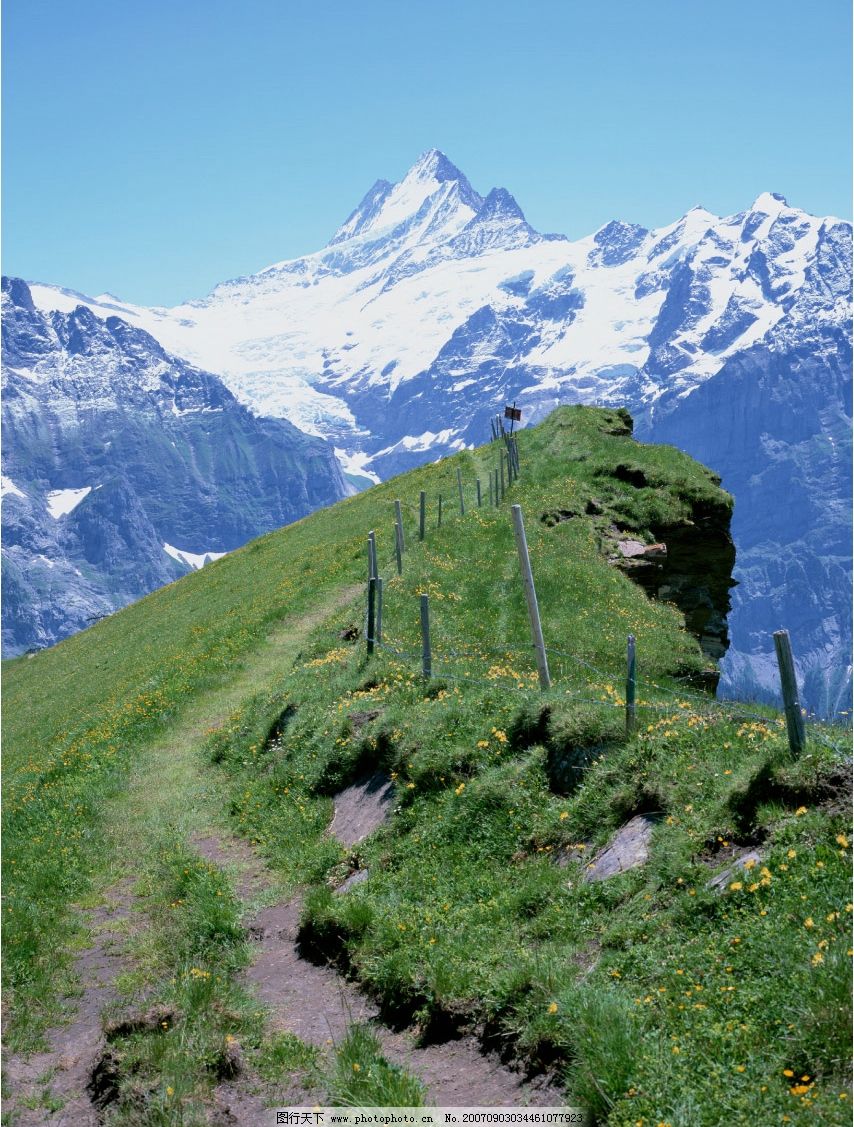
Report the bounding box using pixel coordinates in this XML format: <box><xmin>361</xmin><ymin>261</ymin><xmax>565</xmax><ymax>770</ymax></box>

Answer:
<box><xmin>3</xmin><ymin>0</ymin><xmax>851</xmax><ymax>306</ymax></box>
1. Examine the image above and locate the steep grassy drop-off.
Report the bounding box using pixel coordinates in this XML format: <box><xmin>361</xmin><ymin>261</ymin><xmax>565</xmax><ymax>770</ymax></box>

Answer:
<box><xmin>3</xmin><ymin>407</ymin><xmax>850</xmax><ymax>1124</ymax></box>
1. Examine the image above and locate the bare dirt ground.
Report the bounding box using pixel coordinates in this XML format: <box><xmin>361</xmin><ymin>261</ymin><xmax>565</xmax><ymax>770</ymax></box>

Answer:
<box><xmin>206</xmin><ymin>800</ymin><xmax>564</xmax><ymax>1123</ymax></box>
<box><xmin>5</xmin><ymin>583</ymin><xmax>564</xmax><ymax>1122</ymax></box>
<box><xmin>3</xmin><ymin>880</ymin><xmax>136</xmax><ymax>1126</ymax></box>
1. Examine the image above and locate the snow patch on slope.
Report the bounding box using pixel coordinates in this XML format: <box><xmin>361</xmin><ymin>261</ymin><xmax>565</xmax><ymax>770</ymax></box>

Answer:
<box><xmin>1</xmin><ymin>475</ymin><xmax>27</xmax><ymax>499</ymax></box>
<box><xmin>46</xmin><ymin>487</ymin><xmax>92</xmax><ymax>518</ymax></box>
<box><xmin>163</xmin><ymin>543</ymin><xmax>228</xmax><ymax>570</ymax></box>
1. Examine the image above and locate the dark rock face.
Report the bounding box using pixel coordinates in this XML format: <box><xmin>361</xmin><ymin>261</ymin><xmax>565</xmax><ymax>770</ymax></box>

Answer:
<box><xmin>1</xmin><ymin>278</ymin><xmax>346</xmax><ymax>655</ymax></box>
<box><xmin>610</xmin><ymin>503</ymin><xmax>736</xmax><ymax>688</ymax></box>
<box><xmin>650</xmin><ymin>511</ymin><xmax>736</xmax><ymax>671</ymax></box>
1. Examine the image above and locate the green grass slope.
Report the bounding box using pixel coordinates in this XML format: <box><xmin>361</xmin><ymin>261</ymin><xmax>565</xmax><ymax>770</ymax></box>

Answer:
<box><xmin>3</xmin><ymin>406</ymin><xmax>851</xmax><ymax>1124</ymax></box>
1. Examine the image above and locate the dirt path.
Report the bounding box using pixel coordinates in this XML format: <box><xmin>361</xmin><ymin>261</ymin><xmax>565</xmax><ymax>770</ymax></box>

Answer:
<box><xmin>196</xmin><ymin>823</ymin><xmax>563</xmax><ymax>1121</ymax></box>
<box><xmin>3</xmin><ymin>882</ymin><xmax>136</xmax><ymax>1126</ymax></box>
<box><xmin>2</xmin><ymin>584</ymin><xmax>363</xmax><ymax>1126</ymax></box>
<box><xmin>5</xmin><ymin>578</ymin><xmax>563</xmax><ymax>1121</ymax></box>
<box><xmin>242</xmin><ymin>893</ymin><xmax>561</xmax><ymax>1106</ymax></box>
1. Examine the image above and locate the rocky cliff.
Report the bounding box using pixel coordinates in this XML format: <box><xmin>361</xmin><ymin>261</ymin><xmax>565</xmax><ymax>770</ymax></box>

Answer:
<box><xmin>1</xmin><ymin>278</ymin><xmax>347</xmax><ymax>654</ymax></box>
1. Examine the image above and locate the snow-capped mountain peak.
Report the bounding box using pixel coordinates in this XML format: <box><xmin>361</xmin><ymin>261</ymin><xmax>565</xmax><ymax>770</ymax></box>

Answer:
<box><xmin>750</xmin><ymin>190</ymin><xmax>789</xmax><ymax>213</ymax></box>
<box><xmin>11</xmin><ymin>150</ymin><xmax>853</xmax><ymax>714</ymax></box>
<box><xmin>328</xmin><ymin>148</ymin><xmax>483</xmax><ymax>247</ymax></box>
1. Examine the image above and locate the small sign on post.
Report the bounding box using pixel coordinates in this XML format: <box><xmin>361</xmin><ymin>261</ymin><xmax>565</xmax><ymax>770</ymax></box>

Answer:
<box><xmin>504</xmin><ymin>402</ymin><xmax>522</xmax><ymax>437</ymax></box>
<box><xmin>510</xmin><ymin>504</ymin><xmax>551</xmax><ymax>690</ymax></box>
<box><xmin>773</xmin><ymin>629</ymin><xmax>806</xmax><ymax>756</ymax></box>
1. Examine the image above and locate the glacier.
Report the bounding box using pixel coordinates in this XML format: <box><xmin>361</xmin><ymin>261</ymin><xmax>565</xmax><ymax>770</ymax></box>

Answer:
<box><xmin>11</xmin><ymin>150</ymin><xmax>852</xmax><ymax>713</ymax></box>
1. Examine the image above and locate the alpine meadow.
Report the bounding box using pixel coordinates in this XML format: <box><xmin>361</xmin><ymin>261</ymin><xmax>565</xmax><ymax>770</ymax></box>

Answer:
<box><xmin>3</xmin><ymin>408</ymin><xmax>851</xmax><ymax>1124</ymax></box>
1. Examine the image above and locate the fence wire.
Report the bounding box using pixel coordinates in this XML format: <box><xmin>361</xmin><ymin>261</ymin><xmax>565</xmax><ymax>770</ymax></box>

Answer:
<box><xmin>356</xmin><ymin>465</ymin><xmax>851</xmax><ymax>749</ymax></box>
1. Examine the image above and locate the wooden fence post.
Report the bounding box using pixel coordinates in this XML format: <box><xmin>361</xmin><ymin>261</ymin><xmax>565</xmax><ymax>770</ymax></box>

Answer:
<box><xmin>394</xmin><ymin>522</ymin><xmax>403</xmax><ymax>576</ymax></box>
<box><xmin>499</xmin><ymin>454</ymin><xmax>506</xmax><ymax>502</ymax></box>
<box><xmin>490</xmin><ymin>419</ymin><xmax>497</xmax><ymax>441</ymax></box>
<box><xmin>394</xmin><ymin>499</ymin><xmax>405</xmax><ymax>553</ymax></box>
<box><xmin>625</xmin><ymin>634</ymin><xmax>636</xmax><ymax>736</ymax></box>
<box><xmin>367</xmin><ymin>577</ymin><xmax>376</xmax><ymax>655</ymax></box>
<box><xmin>457</xmin><ymin>468</ymin><xmax>465</xmax><ymax>516</ymax></box>
<box><xmin>367</xmin><ymin>532</ymin><xmax>376</xmax><ymax>582</ymax></box>
<box><xmin>488</xmin><ymin>475</ymin><xmax>494</xmax><ymax>507</ymax></box>
<box><xmin>510</xmin><ymin>505</ymin><xmax>551</xmax><ymax>690</ymax></box>
<box><xmin>376</xmin><ymin>577</ymin><xmax>383</xmax><ymax>643</ymax></box>
<box><xmin>494</xmin><ymin>468</ymin><xmax>500</xmax><ymax>507</ymax></box>
<box><xmin>773</xmin><ymin>629</ymin><xmax>806</xmax><ymax>756</ymax></box>
<box><xmin>419</xmin><ymin>490</ymin><xmax>426</xmax><ymax>541</ymax></box>
<box><xmin>420</xmin><ymin>594</ymin><xmax>432</xmax><ymax>680</ymax></box>
<box><xmin>476</xmin><ymin>478</ymin><xmax>482</xmax><ymax>507</ymax></box>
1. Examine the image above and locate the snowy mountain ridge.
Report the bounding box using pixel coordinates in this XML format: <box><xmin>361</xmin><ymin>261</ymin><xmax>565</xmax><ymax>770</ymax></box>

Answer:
<box><xmin>13</xmin><ymin>149</ymin><xmax>853</xmax><ymax>712</ymax></box>
<box><xmin>27</xmin><ymin>151</ymin><xmax>844</xmax><ymax>465</ymax></box>
<box><xmin>1</xmin><ymin>277</ymin><xmax>346</xmax><ymax>654</ymax></box>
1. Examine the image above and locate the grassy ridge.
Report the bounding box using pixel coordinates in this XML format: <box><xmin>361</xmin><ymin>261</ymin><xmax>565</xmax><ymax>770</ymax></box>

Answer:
<box><xmin>3</xmin><ymin>406</ymin><xmax>850</xmax><ymax>1124</ymax></box>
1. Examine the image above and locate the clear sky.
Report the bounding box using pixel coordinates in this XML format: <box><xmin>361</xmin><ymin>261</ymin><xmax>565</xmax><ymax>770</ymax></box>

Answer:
<box><xmin>3</xmin><ymin>0</ymin><xmax>851</xmax><ymax>306</ymax></box>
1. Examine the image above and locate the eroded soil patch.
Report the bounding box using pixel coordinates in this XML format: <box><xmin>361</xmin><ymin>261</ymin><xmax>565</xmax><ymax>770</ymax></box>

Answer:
<box><xmin>3</xmin><ymin>880</ymin><xmax>136</xmax><ymax>1126</ymax></box>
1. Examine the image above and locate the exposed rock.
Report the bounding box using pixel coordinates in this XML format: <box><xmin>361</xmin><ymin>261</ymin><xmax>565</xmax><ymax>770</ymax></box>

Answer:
<box><xmin>329</xmin><ymin>772</ymin><xmax>395</xmax><ymax>845</ymax></box>
<box><xmin>581</xmin><ymin>815</ymin><xmax>657</xmax><ymax>882</ymax></box>
<box><xmin>335</xmin><ymin>868</ymin><xmax>370</xmax><ymax>894</ymax></box>
<box><xmin>615</xmin><ymin>539</ymin><xmax>667</xmax><ymax>560</ymax></box>
<box><xmin>706</xmin><ymin>849</ymin><xmax>765</xmax><ymax>893</ymax></box>
<box><xmin>606</xmin><ymin>496</ymin><xmax>736</xmax><ymax>688</ymax></box>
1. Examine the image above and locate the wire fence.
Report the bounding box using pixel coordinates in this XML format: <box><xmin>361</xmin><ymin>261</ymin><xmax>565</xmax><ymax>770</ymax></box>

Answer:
<box><xmin>355</xmin><ymin>426</ymin><xmax>851</xmax><ymax>757</ymax></box>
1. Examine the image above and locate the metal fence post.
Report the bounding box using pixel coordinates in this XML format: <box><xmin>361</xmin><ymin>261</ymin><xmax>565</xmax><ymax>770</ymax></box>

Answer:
<box><xmin>773</xmin><ymin>629</ymin><xmax>806</xmax><ymax>756</ymax></box>
<box><xmin>420</xmin><ymin>594</ymin><xmax>432</xmax><ymax>680</ymax></box>
<box><xmin>626</xmin><ymin>634</ymin><xmax>636</xmax><ymax>736</ymax></box>
<box><xmin>510</xmin><ymin>505</ymin><xmax>551</xmax><ymax>690</ymax></box>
